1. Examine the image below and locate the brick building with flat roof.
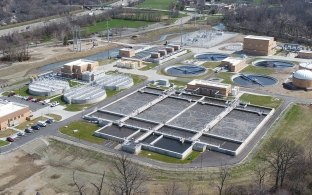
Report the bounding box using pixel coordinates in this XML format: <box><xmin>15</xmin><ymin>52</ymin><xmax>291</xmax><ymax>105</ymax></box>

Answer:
<box><xmin>243</xmin><ymin>35</ymin><xmax>276</xmax><ymax>56</ymax></box>
<box><xmin>187</xmin><ymin>79</ymin><xmax>232</xmax><ymax>97</ymax></box>
<box><xmin>61</xmin><ymin>59</ymin><xmax>99</xmax><ymax>79</ymax></box>
<box><xmin>0</xmin><ymin>101</ymin><xmax>30</xmax><ymax>130</ymax></box>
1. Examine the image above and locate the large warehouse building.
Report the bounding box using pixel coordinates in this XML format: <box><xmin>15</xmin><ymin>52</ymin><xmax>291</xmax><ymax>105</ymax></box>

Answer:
<box><xmin>0</xmin><ymin>101</ymin><xmax>30</xmax><ymax>130</ymax></box>
<box><xmin>61</xmin><ymin>59</ymin><xmax>99</xmax><ymax>79</ymax></box>
<box><xmin>243</xmin><ymin>35</ymin><xmax>276</xmax><ymax>56</ymax></box>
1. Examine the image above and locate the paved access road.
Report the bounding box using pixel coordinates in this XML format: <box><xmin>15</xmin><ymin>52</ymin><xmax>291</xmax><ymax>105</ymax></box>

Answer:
<box><xmin>0</xmin><ymin>0</ymin><xmax>134</xmax><ymax>37</ymax></box>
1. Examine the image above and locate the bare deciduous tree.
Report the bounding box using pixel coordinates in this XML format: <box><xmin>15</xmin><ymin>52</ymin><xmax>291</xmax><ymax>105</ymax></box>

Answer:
<box><xmin>162</xmin><ymin>182</ymin><xmax>181</xmax><ymax>195</ymax></box>
<box><xmin>110</xmin><ymin>154</ymin><xmax>148</xmax><ymax>195</ymax></box>
<box><xmin>215</xmin><ymin>163</ymin><xmax>230</xmax><ymax>195</ymax></box>
<box><xmin>72</xmin><ymin>171</ymin><xmax>85</xmax><ymax>195</ymax></box>
<box><xmin>262</xmin><ymin>138</ymin><xmax>303</xmax><ymax>190</ymax></box>
<box><xmin>185</xmin><ymin>179</ymin><xmax>195</xmax><ymax>195</ymax></box>
<box><xmin>91</xmin><ymin>171</ymin><xmax>106</xmax><ymax>195</ymax></box>
<box><xmin>253</xmin><ymin>164</ymin><xmax>267</xmax><ymax>194</ymax></box>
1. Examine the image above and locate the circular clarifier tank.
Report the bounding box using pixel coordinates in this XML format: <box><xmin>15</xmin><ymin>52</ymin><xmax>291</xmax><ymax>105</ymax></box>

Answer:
<box><xmin>194</xmin><ymin>53</ymin><xmax>229</xmax><ymax>61</ymax></box>
<box><xmin>165</xmin><ymin>65</ymin><xmax>207</xmax><ymax>77</ymax></box>
<box><xmin>233</xmin><ymin>74</ymin><xmax>277</xmax><ymax>87</ymax></box>
<box><xmin>254</xmin><ymin>60</ymin><xmax>294</xmax><ymax>68</ymax></box>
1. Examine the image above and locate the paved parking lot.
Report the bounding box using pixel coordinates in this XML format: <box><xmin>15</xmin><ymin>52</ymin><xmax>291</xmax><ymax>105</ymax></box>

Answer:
<box><xmin>0</xmin><ymin>96</ymin><xmax>48</xmax><ymax>111</ymax></box>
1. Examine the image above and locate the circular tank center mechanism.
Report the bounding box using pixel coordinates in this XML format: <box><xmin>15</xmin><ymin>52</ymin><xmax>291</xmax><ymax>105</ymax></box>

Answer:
<box><xmin>194</xmin><ymin>53</ymin><xmax>229</xmax><ymax>61</ymax></box>
<box><xmin>254</xmin><ymin>60</ymin><xmax>294</xmax><ymax>68</ymax></box>
<box><xmin>233</xmin><ymin>74</ymin><xmax>277</xmax><ymax>87</ymax></box>
<box><xmin>165</xmin><ymin>65</ymin><xmax>207</xmax><ymax>77</ymax></box>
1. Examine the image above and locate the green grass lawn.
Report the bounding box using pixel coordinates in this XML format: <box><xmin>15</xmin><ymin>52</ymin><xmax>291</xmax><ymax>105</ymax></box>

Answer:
<box><xmin>169</xmin><ymin>79</ymin><xmax>191</xmax><ymax>87</ymax></box>
<box><xmin>202</xmin><ymin>61</ymin><xmax>221</xmax><ymax>69</ymax></box>
<box><xmin>0</xmin><ymin>140</ymin><xmax>9</xmax><ymax>147</ymax></box>
<box><xmin>241</xmin><ymin>65</ymin><xmax>274</xmax><ymax>75</ymax></box>
<box><xmin>10</xmin><ymin>85</ymin><xmax>58</xmax><ymax>100</ymax></box>
<box><xmin>139</xmin><ymin>63</ymin><xmax>158</xmax><ymax>71</ymax></box>
<box><xmin>85</xmin><ymin>19</ymin><xmax>154</xmax><ymax>34</ymax></box>
<box><xmin>16</xmin><ymin>116</ymin><xmax>48</xmax><ymax>130</ymax></box>
<box><xmin>139</xmin><ymin>150</ymin><xmax>201</xmax><ymax>164</ymax></box>
<box><xmin>59</xmin><ymin>121</ymin><xmax>104</xmax><ymax>144</ymax></box>
<box><xmin>129</xmin><ymin>74</ymin><xmax>148</xmax><ymax>85</ymax></box>
<box><xmin>217</xmin><ymin>72</ymin><xmax>235</xmax><ymax>84</ymax></box>
<box><xmin>68</xmin><ymin>80</ymin><xmax>81</xmax><ymax>87</ymax></box>
<box><xmin>137</xmin><ymin>0</ymin><xmax>174</xmax><ymax>10</ymax></box>
<box><xmin>0</xmin><ymin>129</ymin><xmax>17</xmax><ymax>138</ymax></box>
<box><xmin>46</xmin><ymin>114</ymin><xmax>62</xmax><ymax>121</ymax></box>
<box><xmin>240</xmin><ymin>93</ymin><xmax>283</xmax><ymax>109</ymax></box>
<box><xmin>50</xmin><ymin>95</ymin><xmax>92</xmax><ymax>112</ymax></box>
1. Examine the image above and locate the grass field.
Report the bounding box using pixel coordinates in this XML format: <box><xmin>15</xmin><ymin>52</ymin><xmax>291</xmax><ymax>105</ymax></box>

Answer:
<box><xmin>0</xmin><ymin>140</ymin><xmax>9</xmax><ymax>147</ymax></box>
<box><xmin>241</xmin><ymin>65</ymin><xmax>274</xmax><ymax>75</ymax></box>
<box><xmin>169</xmin><ymin>79</ymin><xmax>191</xmax><ymax>87</ymax></box>
<box><xmin>139</xmin><ymin>63</ymin><xmax>158</xmax><ymax>71</ymax></box>
<box><xmin>50</xmin><ymin>95</ymin><xmax>91</xmax><ymax>112</ymax></box>
<box><xmin>85</xmin><ymin>19</ymin><xmax>154</xmax><ymax>34</ymax></box>
<box><xmin>202</xmin><ymin>62</ymin><xmax>221</xmax><ymax>69</ymax></box>
<box><xmin>16</xmin><ymin>116</ymin><xmax>48</xmax><ymax>130</ymax></box>
<box><xmin>59</xmin><ymin>121</ymin><xmax>104</xmax><ymax>144</ymax></box>
<box><xmin>46</xmin><ymin>114</ymin><xmax>62</xmax><ymax>121</ymax></box>
<box><xmin>139</xmin><ymin>150</ymin><xmax>201</xmax><ymax>164</ymax></box>
<box><xmin>240</xmin><ymin>93</ymin><xmax>283</xmax><ymax>108</ymax></box>
<box><xmin>137</xmin><ymin>0</ymin><xmax>174</xmax><ymax>10</ymax></box>
<box><xmin>218</xmin><ymin>72</ymin><xmax>235</xmax><ymax>84</ymax></box>
<box><xmin>0</xmin><ymin>129</ymin><xmax>17</xmax><ymax>138</ymax></box>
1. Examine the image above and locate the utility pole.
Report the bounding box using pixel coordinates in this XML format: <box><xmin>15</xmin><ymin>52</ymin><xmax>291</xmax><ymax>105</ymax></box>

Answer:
<box><xmin>180</xmin><ymin>18</ymin><xmax>183</xmax><ymax>46</ymax></box>
<box><xmin>106</xmin><ymin>20</ymin><xmax>110</xmax><ymax>59</ymax></box>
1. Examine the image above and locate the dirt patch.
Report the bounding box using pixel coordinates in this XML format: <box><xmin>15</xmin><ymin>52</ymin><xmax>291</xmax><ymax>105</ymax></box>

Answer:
<box><xmin>0</xmin><ymin>152</ymin><xmax>44</xmax><ymax>192</ymax></box>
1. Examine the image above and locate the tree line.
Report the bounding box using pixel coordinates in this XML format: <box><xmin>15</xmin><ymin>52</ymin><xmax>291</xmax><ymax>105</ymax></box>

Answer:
<box><xmin>222</xmin><ymin>0</ymin><xmax>312</xmax><ymax>44</ymax></box>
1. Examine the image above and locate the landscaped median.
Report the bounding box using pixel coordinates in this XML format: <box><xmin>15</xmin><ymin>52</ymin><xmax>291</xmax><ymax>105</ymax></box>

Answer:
<box><xmin>59</xmin><ymin>121</ymin><xmax>103</xmax><ymax>144</ymax></box>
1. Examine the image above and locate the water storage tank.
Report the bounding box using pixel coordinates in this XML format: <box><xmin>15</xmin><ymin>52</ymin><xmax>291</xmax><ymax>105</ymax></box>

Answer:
<box><xmin>293</xmin><ymin>69</ymin><xmax>312</xmax><ymax>89</ymax></box>
<box><xmin>299</xmin><ymin>62</ymin><xmax>312</xmax><ymax>71</ymax></box>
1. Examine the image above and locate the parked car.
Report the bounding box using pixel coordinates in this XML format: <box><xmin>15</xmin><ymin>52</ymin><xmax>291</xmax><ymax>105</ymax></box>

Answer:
<box><xmin>24</xmin><ymin>128</ymin><xmax>33</xmax><ymax>133</ymax></box>
<box><xmin>46</xmin><ymin>119</ymin><xmax>54</xmax><ymax>124</ymax></box>
<box><xmin>31</xmin><ymin>125</ymin><xmax>40</xmax><ymax>130</ymax></box>
<box><xmin>37</xmin><ymin>121</ymin><xmax>46</xmax><ymax>127</ymax></box>
<box><xmin>31</xmin><ymin>98</ymin><xmax>37</xmax><ymax>102</ymax></box>
<box><xmin>27</xmin><ymin>96</ymin><xmax>33</xmax><ymax>101</ymax></box>
<box><xmin>17</xmin><ymin>132</ymin><xmax>25</xmax><ymax>136</ymax></box>
<box><xmin>6</xmin><ymin>137</ymin><xmax>14</xmax><ymax>142</ymax></box>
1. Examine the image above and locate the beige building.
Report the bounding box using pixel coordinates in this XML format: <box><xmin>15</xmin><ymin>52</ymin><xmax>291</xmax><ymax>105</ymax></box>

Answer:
<box><xmin>187</xmin><ymin>79</ymin><xmax>232</xmax><ymax>97</ymax></box>
<box><xmin>298</xmin><ymin>50</ymin><xmax>312</xmax><ymax>59</ymax></box>
<box><xmin>61</xmin><ymin>59</ymin><xmax>99</xmax><ymax>79</ymax></box>
<box><xmin>221</xmin><ymin>57</ymin><xmax>246</xmax><ymax>72</ymax></box>
<box><xmin>119</xmin><ymin>48</ymin><xmax>136</xmax><ymax>58</ymax></box>
<box><xmin>243</xmin><ymin>35</ymin><xmax>276</xmax><ymax>56</ymax></box>
<box><xmin>0</xmin><ymin>101</ymin><xmax>30</xmax><ymax>130</ymax></box>
<box><xmin>116</xmin><ymin>58</ymin><xmax>143</xmax><ymax>69</ymax></box>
